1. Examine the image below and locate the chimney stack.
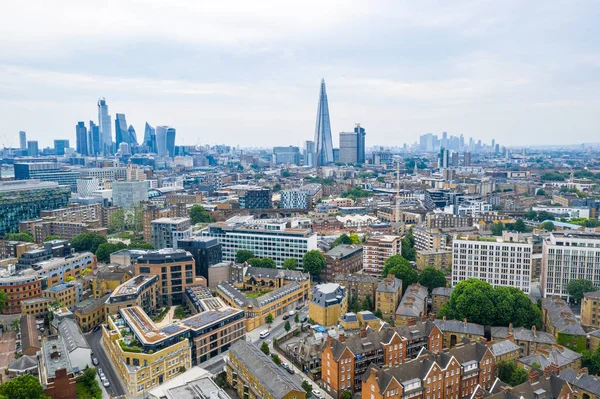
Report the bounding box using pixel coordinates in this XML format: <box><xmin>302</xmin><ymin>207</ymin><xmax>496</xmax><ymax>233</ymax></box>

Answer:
<box><xmin>442</xmin><ymin>316</ymin><xmax>446</xmax><ymax>328</ymax></box>
<box><xmin>528</xmin><ymin>369</ymin><xmax>540</xmax><ymax>384</ymax></box>
<box><xmin>360</xmin><ymin>329</ymin><xmax>368</xmax><ymax>338</ymax></box>
<box><xmin>577</xmin><ymin>368</ymin><xmax>588</xmax><ymax>378</ymax></box>
<box><xmin>339</xmin><ymin>333</ymin><xmax>346</xmax><ymax>343</ymax></box>
<box><xmin>532</xmin><ymin>325</ymin><xmax>537</xmax><ymax>338</ymax></box>
<box><xmin>463</xmin><ymin>318</ymin><xmax>468</xmax><ymax>329</ymax></box>
<box><xmin>326</xmin><ymin>335</ymin><xmax>332</xmax><ymax>347</ymax></box>
<box><xmin>508</xmin><ymin>323</ymin><xmax>513</xmax><ymax>333</ymax></box>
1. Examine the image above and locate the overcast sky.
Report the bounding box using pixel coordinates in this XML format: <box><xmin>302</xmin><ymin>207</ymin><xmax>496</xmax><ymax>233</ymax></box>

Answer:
<box><xmin>1</xmin><ymin>0</ymin><xmax>599</xmax><ymax>149</ymax></box>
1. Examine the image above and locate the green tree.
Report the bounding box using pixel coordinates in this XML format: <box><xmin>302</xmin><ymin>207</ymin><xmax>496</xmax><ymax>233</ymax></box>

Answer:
<box><xmin>282</xmin><ymin>170</ymin><xmax>291</xmax><ymax>178</ymax></box>
<box><xmin>4</xmin><ymin>232</ymin><xmax>34</xmax><ymax>242</ymax></box>
<box><xmin>302</xmin><ymin>250</ymin><xmax>326</xmax><ymax>276</ymax></box>
<box><xmin>510</xmin><ymin>367</ymin><xmax>529</xmax><ymax>386</ymax></box>
<box><xmin>70</xmin><ymin>233</ymin><xmax>107</xmax><ymax>254</ymax></box>
<box><xmin>401</xmin><ymin>228</ymin><xmax>416</xmax><ymax>261</ymax></box>
<box><xmin>236</xmin><ymin>249</ymin><xmax>255</xmax><ymax>263</ymax></box>
<box><xmin>302</xmin><ymin>380</ymin><xmax>313</xmax><ymax>398</ymax></box>
<box><xmin>539</xmin><ymin>221</ymin><xmax>556</xmax><ymax>231</ymax></box>
<box><xmin>419</xmin><ymin>266</ymin><xmax>447</xmax><ymax>293</ymax></box>
<box><xmin>566</xmin><ymin>279</ymin><xmax>599</xmax><ymax>303</ymax></box>
<box><xmin>491</xmin><ymin>222</ymin><xmax>504</xmax><ymax>236</ymax></box>
<box><xmin>259</xmin><ymin>258</ymin><xmax>276</xmax><ymax>269</ymax></box>
<box><xmin>331</xmin><ymin>234</ymin><xmax>352</xmax><ymax>248</ymax></box>
<box><xmin>43</xmin><ymin>235</ymin><xmax>62</xmax><ymax>241</ymax></box>
<box><xmin>340</xmin><ymin>390</ymin><xmax>353</xmax><ymax>399</ymax></box>
<box><xmin>271</xmin><ymin>353</ymin><xmax>282</xmax><ymax>365</ymax></box>
<box><xmin>0</xmin><ymin>374</ymin><xmax>48</xmax><ymax>399</ymax></box>
<box><xmin>582</xmin><ymin>346</ymin><xmax>600</xmax><ymax>375</ymax></box>
<box><xmin>282</xmin><ymin>258</ymin><xmax>298</xmax><ymax>270</ymax></box>
<box><xmin>0</xmin><ymin>290</ymin><xmax>8</xmax><ymax>313</ymax></box>
<box><xmin>295</xmin><ymin>313</ymin><xmax>300</xmax><ymax>323</ymax></box>
<box><xmin>265</xmin><ymin>313</ymin><xmax>274</xmax><ymax>327</ymax></box>
<box><xmin>273</xmin><ymin>183</ymin><xmax>282</xmax><ymax>191</ymax></box>
<box><xmin>109</xmin><ymin>208</ymin><xmax>126</xmax><ymax>233</ymax></box>
<box><xmin>349</xmin><ymin>233</ymin><xmax>361</xmax><ymax>244</ymax></box>
<box><xmin>361</xmin><ymin>295</ymin><xmax>373</xmax><ymax>311</ymax></box>
<box><xmin>374</xmin><ymin>308</ymin><xmax>383</xmax><ymax>318</ymax></box>
<box><xmin>128</xmin><ymin>203</ymin><xmax>144</xmax><ymax>235</ymax></box>
<box><xmin>284</xmin><ymin>320</ymin><xmax>291</xmax><ymax>332</ymax></box>
<box><xmin>190</xmin><ymin>204</ymin><xmax>211</xmax><ymax>224</ymax></box>
<box><xmin>260</xmin><ymin>341</ymin><xmax>270</xmax><ymax>356</ymax></box>
<box><xmin>95</xmin><ymin>242</ymin><xmax>127</xmax><ymax>263</ymax></box>
<box><xmin>513</xmin><ymin>219</ymin><xmax>527</xmax><ymax>233</ymax></box>
<box><xmin>10</xmin><ymin>317</ymin><xmax>20</xmax><ymax>331</ymax></box>
<box><xmin>348</xmin><ymin>295</ymin><xmax>360</xmax><ymax>313</ymax></box>
<box><xmin>382</xmin><ymin>255</ymin><xmax>419</xmax><ymax>290</ymax></box>
<box><xmin>247</xmin><ymin>257</ymin><xmax>262</xmax><ymax>267</ymax></box>
<box><xmin>128</xmin><ymin>241</ymin><xmax>154</xmax><ymax>249</ymax></box>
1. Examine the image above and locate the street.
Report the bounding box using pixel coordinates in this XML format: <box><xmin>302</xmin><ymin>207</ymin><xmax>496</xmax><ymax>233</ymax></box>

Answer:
<box><xmin>85</xmin><ymin>328</ymin><xmax>128</xmax><ymax>398</ymax></box>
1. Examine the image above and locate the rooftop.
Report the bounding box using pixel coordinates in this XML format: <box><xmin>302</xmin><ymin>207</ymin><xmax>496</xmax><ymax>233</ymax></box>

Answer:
<box><xmin>109</xmin><ymin>274</ymin><xmax>158</xmax><ymax>300</ymax></box>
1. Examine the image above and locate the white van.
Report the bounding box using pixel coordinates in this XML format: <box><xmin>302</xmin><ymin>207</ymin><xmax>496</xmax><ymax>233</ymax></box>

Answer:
<box><xmin>259</xmin><ymin>330</ymin><xmax>270</xmax><ymax>339</ymax></box>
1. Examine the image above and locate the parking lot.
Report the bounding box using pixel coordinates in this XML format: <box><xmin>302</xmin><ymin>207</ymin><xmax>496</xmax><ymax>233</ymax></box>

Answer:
<box><xmin>0</xmin><ymin>330</ymin><xmax>17</xmax><ymax>374</ymax></box>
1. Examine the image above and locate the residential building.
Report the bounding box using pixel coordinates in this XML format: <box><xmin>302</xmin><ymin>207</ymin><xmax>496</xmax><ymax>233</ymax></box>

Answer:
<box><xmin>334</xmin><ymin>273</ymin><xmax>379</xmax><ymax>308</ymax></box>
<box><xmin>142</xmin><ymin>203</ymin><xmax>174</xmax><ymax>242</ymax></box>
<box><xmin>0</xmin><ymin>274</ymin><xmax>42</xmax><ymax>314</ymax></box>
<box><xmin>204</xmin><ymin>216</ymin><xmax>318</xmax><ymax>268</ymax></box>
<box><xmin>376</xmin><ymin>274</ymin><xmax>403</xmax><ymax>321</ymax></box>
<box><xmin>226</xmin><ymin>340</ymin><xmax>306</xmax><ymax>399</ymax></box>
<box><xmin>323</xmin><ymin>245</ymin><xmax>364</xmax><ymax>282</ymax></box>
<box><xmin>151</xmin><ymin>217</ymin><xmax>192</xmax><ymax>249</ymax></box>
<box><xmin>21</xmin><ymin>297</ymin><xmax>53</xmax><ymax>318</ymax></box>
<box><xmin>452</xmin><ymin>236</ymin><xmax>532</xmax><ymax>293</ymax></box>
<box><xmin>561</xmin><ymin>369</ymin><xmax>600</xmax><ymax>399</ymax></box>
<box><xmin>395</xmin><ymin>283</ymin><xmax>428</xmax><ymax>326</ymax></box>
<box><xmin>518</xmin><ymin>346</ymin><xmax>582</xmax><ymax>373</ymax></box>
<box><xmin>541</xmin><ymin>231</ymin><xmax>600</xmax><ymax>298</ymax></box>
<box><xmin>416</xmin><ymin>249</ymin><xmax>452</xmax><ymax>271</ymax></box>
<box><xmin>339</xmin><ymin>132</ymin><xmax>358</xmax><ymax>164</ymax></box>
<box><xmin>135</xmin><ymin>249</ymin><xmax>198</xmax><ymax>306</ymax></box>
<box><xmin>309</xmin><ymin>283</ymin><xmax>348</xmax><ymax>326</ymax></box>
<box><xmin>72</xmin><ymin>294</ymin><xmax>108</xmax><ymax>332</ymax></box>
<box><xmin>360</xmin><ymin>340</ymin><xmax>496</xmax><ymax>399</ymax></box>
<box><xmin>105</xmin><ymin>274</ymin><xmax>159</xmax><ymax>315</ymax></box>
<box><xmin>90</xmin><ymin>267</ymin><xmax>131</xmax><ymax>298</ymax></box>
<box><xmin>434</xmin><ymin>317</ymin><xmax>486</xmax><ymax>349</ymax></box>
<box><xmin>43</xmin><ymin>283</ymin><xmax>77</xmax><ymax>308</ymax></box>
<box><xmin>313</xmin><ymin>79</ymin><xmax>334</xmax><ymax>166</ymax></box>
<box><xmin>240</xmin><ymin>188</ymin><xmax>271</xmax><ymax>209</ymax></box>
<box><xmin>581</xmin><ymin>291</ymin><xmax>600</xmax><ymax>328</ymax></box>
<box><xmin>490</xmin><ymin>339</ymin><xmax>521</xmax><ymax>363</ymax></box>
<box><xmin>112</xmin><ymin>180</ymin><xmax>149</xmax><ymax>208</ymax></box>
<box><xmin>431</xmin><ymin>287</ymin><xmax>453</xmax><ymax>315</ymax></box>
<box><xmin>217</xmin><ymin>280</ymin><xmax>307</xmax><ymax>331</ymax></box>
<box><xmin>32</xmin><ymin>251</ymin><xmax>96</xmax><ymax>288</ymax></box>
<box><xmin>492</xmin><ymin>325</ymin><xmax>556</xmax><ymax>356</ymax></box>
<box><xmin>232</xmin><ymin>265</ymin><xmax>311</xmax><ymax>293</ymax></box>
<box><xmin>177</xmin><ymin>237</ymin><xmax>222</xmax><ymax>280</ymax></box>
<box><xmin>19</xmin><ymin>217</ymin><xmax>106</xmax><ymax>243</ymax></box>
<box><xmin>363</xmin><ymin>235</ymin><xmax>401</xmax><ymax>277</ymax></box>
<box><xmin>0</xmin><ymin>180</ymin><xmax>71</xmax><ymax>236</ymax></box>
<box><xmin>414</xmin><ymin>226</ymin><xmax>447</xmax><ymax>251</ymax></box>
<box><xmin>541</xmin><ymin>297</ymin><xmax>587</xmax><ymax>352</ymax></box>
<box><xmin>280</xmin><ymin>189</ymin><xmax>312</xmax><ymax>209</ymax></box>
<box><xmin>39</xmin><ymin>336</ymin><xmax>77</xmax><ymax>399</ymax></box>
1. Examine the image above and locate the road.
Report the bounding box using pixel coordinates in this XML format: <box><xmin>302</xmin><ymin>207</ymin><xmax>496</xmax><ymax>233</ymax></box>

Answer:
<box><xmin>86</xmin><ymin>328</ymin><xmax>128</xmax><ymax>398</ymax></box>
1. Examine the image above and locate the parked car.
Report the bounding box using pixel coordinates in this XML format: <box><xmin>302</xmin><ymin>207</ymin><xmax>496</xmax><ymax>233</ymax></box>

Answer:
<box><xmin>300</xmin><ymin>316</ymin><xmax>308</xmax><ymax>323</ymax></box>
<box><xmin>92</xmin><ymin>358</ymin><xmax>99</xmax><ymax>366</ymax></box>
<box><xmin>101</xmin><ymin>377</ymin><xmax>110</xmax><ymax>387</ymax></box>
<box><xmin>285</xmin><ymin>365</ymin><xmax>295</xmax><ymax>374</ymax></box>
<box><xmin>313</xmin><ymin>390</ymin><xmax>323</xmax><ymax>398</ymax></box>
<box><xmin>259</xmin><ymin>330</ymin><xmax>270</xmax><ymax>339</ymax></box>
<box><xmin>282</xmin><ymin>314</ymin><xmax>290</xmax><ymax>320</ymax></box>
<box><xmin>288</xmin><ymin>310</ymin><xmax>297</xmax><ymax>317</ymax></box>
<box><xmin>295</xmin><ymin>303</ymin><xmax>304</xmax><ymax>310</ymax></box>
<box><xmin>93</xmin><ymin>325</ymin><xmax>101</xmax><ymax>332</ymax></box>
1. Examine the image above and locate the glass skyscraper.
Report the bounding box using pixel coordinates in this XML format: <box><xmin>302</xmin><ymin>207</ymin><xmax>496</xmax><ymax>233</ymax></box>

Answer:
<box><xmin>76</xmin><ymin>121</ymin><xmax>88</xmax><ymax>155</ymax></box>
<box><xmin>115</xmin><ymin>113</ymin><xmax>128</xmax><ymax>146</ymax></box>
<box><xmin>97</xmin><ymin>97</ymin><xmax>112</xmax><ymax>155</ymax></box>
<box><xmin>143</xmin><ymin>122</ymin><xmax>156</xmax><ymax>153</ymax></box>
<box><xmin>156</xmin><ymin>125</ymin><xmax>176</xmax><ymax>158</ymax></box>
<box><xmin>313</xmin><ymin>79</ymin><xmax>334</xmax><ymax>166</ymax></box>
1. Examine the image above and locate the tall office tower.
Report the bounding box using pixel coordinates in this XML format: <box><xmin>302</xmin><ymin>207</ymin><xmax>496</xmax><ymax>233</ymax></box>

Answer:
<box><xmin>273</xmin><ymin>146</ymin><xmax>301</xmax><ymax>165</ymax></box>
<box><xmin>491</xmin><ymin>139</ymin><xmax>495</xmax><ymax>150</ymax></box>
<box><xmin>464</xmin><ymin>152</ymin><xmax>471</xmax><ymax>166</ymax></box>
<box><xmin>75</xmin><ymin>122</ymin><xmax>88</xmax><ymax>156</ymax></box>
<box><xmin>89</xmin><ymin>121</ymin><xmax>100</xmax><ymax>155</ymax></box>
<box><xmin>313</xmin><ymin>79</ymin><xmax>334</xmax><ymax>166</ymax></box>
<box><xmin>143</xmin><ymin>122</ymin><xmax>156</xmax><ymax>152</ymax></box>
<box><xmin>27</xmin><ymin>141</ymin><xmax>39</xmax><ymax>157</ymax></box>
<box><xmin>450</xmin><ymin>151</ymin><xmax>459</xmax><ymax>167</ymax></box>
<box><xmin>166</xmin><ymin>127</ymin><xmax>176</xmax><ymax>158</ymax></box>
<box><xmin>304</xmin><ymin>140</ymin><xmax>315</xmax><ymax>167</ymax></box>
<box><xmin>127</xmin><ymin>125</ymin><xmax>137</xmax><ymax>146</ymax></box>
<box><xmin>53</xmin><ymin>139</ymin><xmax>70</xmax><ymax>156</ymax></box>
<box><xmin>459</xmin><ymin>134</ymin><xmax>465</xmax><ymax>151</ymax></box>
<box><xmin>115</xmin><ymin>113</ymin><xmax>128</xmax><ymax>146</ymax></box>
<box><xmin>438</xmin><ymin>148</ymin><xmax>449</xmax><ymax>169</ymax></box>
<box><xmin>441</xmin><ymin>131</ymin><xmax>448</xmax><ymax>149</ymax></box>
<box><xmin>19</xmin><ymin>131</ymin><xmax>27</xmax><ymax>150</ymax></box>
<box><xmin>155</xmin><ymin>126</ymin><xmax>176</xmax><ymax>157</ymax></box>
<box><xmin>97</xmin><ymin>97</ymin><xmax>112</xmax><ymax>155</ymax></box>
<box><xmin>339</xmin><ymin>132</ymin><xmax>358</xmax><ymax>164</ymax></box>
<box><xmin>355</xmin><ymin>123</ymin><xmax>366</xmax><ymax>164</ymax></box>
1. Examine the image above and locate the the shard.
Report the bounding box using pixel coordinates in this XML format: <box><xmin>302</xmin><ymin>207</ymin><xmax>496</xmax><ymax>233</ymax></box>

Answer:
<box><xmin>313</xmin><ymin>79</ymin><xmax>334</xmax><ymax>166</ymax></box>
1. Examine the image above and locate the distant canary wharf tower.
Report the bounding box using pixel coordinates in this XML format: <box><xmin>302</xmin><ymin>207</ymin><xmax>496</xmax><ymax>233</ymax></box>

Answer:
<box><xmin>313</xmin><ymin>79</ymin><xmax>334</xmax><ymax>166</ymax></box>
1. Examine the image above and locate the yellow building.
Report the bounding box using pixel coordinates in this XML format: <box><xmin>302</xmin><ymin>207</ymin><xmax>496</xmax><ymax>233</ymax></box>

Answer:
<box><xmin>589</xmin><ymin>330</ymin><xmax>600</xmax><ymax>352</ymax></box>
<box><xmin>42</xmin><ymin>283</ymin><xmax>77</xmax><ymax>308</ymax></box>
<box><xmin>226</xmin><ymin>340</ymin><xmax>306</xmax><ymax>399</ymax></box>
<box><xmin>415</xmin><ymin>249</ymin><xmax>452</xmax><ymax>271</ymax></box>
<box><xmin>375</xmin><ymin>275</ymin><xmax>402</xmax><ymax>322</ymax></box>
<box><xmin>73</xmin><ymin>294</ymin><xmax>108</xmax><ymax>332</ymax></box>
<box><xmin>232</xmin><ymin>265</ymin><xmax>311</xmax><ymax>293</ymax></box>
<box><xmin>431</xmin><ymin>287</ymin><xmax>453</xmax><ymax>315</ymax></box>
<box><xmin>91</xmin><ymin>268</ymin><xmax>131</xmax><ymax>298</ymax></box>
<box><xmin>217</xmin><ymin>280</ymin><xmax>307</xmax><ymax>331</ymax></box>
<box><xmin>103</xmin><ymin>307</ymin><xmax>192</xmax><ymax>396</ymax></box>
<box><xmin>434</xmin><ymin>317</ymin><xmax>485</xmax><ymax>348</ymax></box>
<box><xmin>581</xmin><ymin>291</ymin><xmax>600</xmax><ymax>328</ymax></box>
<box><xmin>490</xmin><ymin>339</ymin><xmax>521</xmax><ymax>363</ymax></box>
<box><xmin>309</xmin><ymin>283</ymin><xmax>348</xmax><ymax>326</ymax></box>
<box><xmin>105</xmin><ymin>274</ymin><xmax>158</xmax><ymax>315</ymax></box>
<box><xmin>21</xmin><ymin>297</ymin><xmax>53</xmax><ymax>318</ymax></box>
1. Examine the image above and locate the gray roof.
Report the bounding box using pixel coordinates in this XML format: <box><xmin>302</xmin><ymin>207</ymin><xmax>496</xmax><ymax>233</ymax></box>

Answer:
<box><xmin>431</xmin><ymin>287</ymin><xmax>453</xmax><ymax>297</ymax></box>
<box><xmin>491</xmin><ymin>326</ymin><xmax>556</xmax><ymax>345</ymax></box>
<box><xmin>519</xmin><ymin>347</ymin><xmax>581</xmax><ymax>369</ymax></box>
<box><xmin>229</xmin><ymin>340</ymin><xmax>304</xmax><ymax>399</ymax></box>
<box><xmin>541</xmin><ymin>298</ymin><xmax>586</xmax><ymax>336</ymax></box>
<box><xmin>58</xmin><ymin>318</ymin><xmax>89</xmax><ymax>352</ymax></box>
<box><xmin>311</xmin><ymin>283</ymin><xmax>346</xmax><ymax>308</ymax></box>
<box><xmin>340</xmin><ymin>313</ymin><xmax>358</xmax><ymax>323</ymax></box>
<box><xmin>245</xmin><ymin>266</ymin><xmax>309</xmax><ymax>282</ymax></box>
<box><xmin>434</xmin><ymin>319</ymin><xmax>485</xmax><ymax>336</ymax></box>
<box><xmin>490</xmin><ymin>340</ymin><xmax>521</xmax><ymax>357</ymax></box>
<box><xmin>8</xmin><ymin>355</ymin><xmax>38</xmax><ymax>371</ymax></box>
<box><xmin>217</xmin><ymin>280</ymin><xmax>304</xmax><ymax>309</ymax></box>
<box><xmin>395</xmin><ymin>284</ymin><xmax>428</xmax><ymax>318</ymax></box>
<box><xmin>73</xmin><ymin>293</ymin><xmax>110</xmax><ymax>315</ymax></box>
<box><xmin>326</xmin><ymin>244</ymin><xmax>363</xmax><ymax>259</ymax></box>
<box><xmin>588</xmin><ymin>329</ymin><xmax>600</xmax><ymax>338</ymax></box>
<box><xmin>334</xmin><ymin>273</ymin><xmax>379</xmax><ymax>285</ymax></box>
<box><xmin>377</xmin><ymin>277</ymin><xmax>402</xmax><ymax>293</ymax></box>
<box><xmin>560</xmin><ymin>368</ymin><xmax>600</xmax><ymax>395</ymax></box>
<box><xmin>42</xmin><ymin>336</ymin><xmax>73</xmax><ymax>378</ymax></box>
<box><xmin>583</xmin><ymin>290</ymin><xmax>600</xmax><ymax>299</ymax></box>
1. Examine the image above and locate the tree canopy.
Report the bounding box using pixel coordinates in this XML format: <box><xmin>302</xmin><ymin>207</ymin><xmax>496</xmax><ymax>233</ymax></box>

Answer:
<box><xmin>0</xmin><ymin>290</ymin><xmax>8</xmax><ymax>313</ymax></box>
<box><xmin>282</xmin><ymin>258</ymin><xmax>298</xmax><ymax>270</ymax></box>
<box><xmin>236</xmin><ymin>249</ymin><xmax>255</xmax><ymax>263</ymax></box>
<box><xmin>438</xmin><ymin>279</ymin><xmax>542</xmax><ymax>328</ymax></box>
<box><xmin>95</xmin><ymin>242</ymin><xmax>128</xmax><ymax>263</ymax></box>
<box><xmin>3</xmin><ymin>232</ymin><xmax>34</xmax><ymax>242</ymax></box>
<box><xmin>71</xmin><ymin>233</ymin><xmax>107</xmax><ymax>254</ymax></box>
<box><xmin>418</xmin><ymin>266</ymin><xmax>447</xmax><ymax>293</ymax></box>
<box><xmin>331</xmin><ymin>234</ymin><xmax>352</xmax><ymax>248</ymax></box>
<box><xmin>381</xmin><ymin>255</ymin><xmax>418</xmax><ymax>290</ymax></box>
<box><xmin>43</xmin><ymin>235</ymin><xmax>62</xmax><ymax>241</ymax></box>
<box><xmin>0</xmin><ymin>374</ymin><xmax>48</xmax><ymax>399</ymax></box>
<box><xmin>539</xmin><ymin>221</ymin><xmax>556</xmax><ymax>231</ymax></box>
<box><xmin>401</xmin><ymin>228</ymin><xmax>416</xmax><ymax>261</ymax></box>
<box><xmin>497</xmin><ymin>360</ymin><xmax>529</xmax><ymax>386</ymax></box>
<box><xmin>302</xmin><ymin>250</ymin><xmax>326</xmax><ymax>276</ymax></box>
<box><xmin>247</xmin><ymin>257</ymin><xmax>276</xmax><ymax>268</ymax></box>
<box><xmin>566</xmin><ymin>279</ymin><xmax>599</xmax><ymax>303</ymax></box>
<box><xmin>190</xmin><ymin>204</ymin><xmax>211</xmax><ymax>224</ymax></box>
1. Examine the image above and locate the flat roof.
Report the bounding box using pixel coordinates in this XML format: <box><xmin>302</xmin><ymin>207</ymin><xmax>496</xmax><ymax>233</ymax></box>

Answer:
<box><xmin>110</xmin><ymin>274</ymin><xmax>158</xmax><ymax>299</ymax></box>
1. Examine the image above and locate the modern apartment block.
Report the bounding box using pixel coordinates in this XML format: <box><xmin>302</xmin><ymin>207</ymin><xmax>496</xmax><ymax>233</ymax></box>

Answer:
<box><xmin>205</xmin><ymin>216</ymin><xmax>318</xmax><ymax>268</ymax></box>
<box><xmin>177</xmin><ymin>237</ymin><xmax>222</xmax><ymax>280</ymax></box>
<box><xmin>135</xmin><ymin>249</ymin><xmax>197</xmax><ymax>306</ymax></box>
<box><xmin>452</xmin><ymin>236</ymin><xmax>532</xmax><ymax>293</ymax></box>
<box><xmin>280</xmin><ymin>189</ymin><xmax>312</xmax><ymax>209</ymax></box>
<box><xmin>362</xmin><ymin>235</ymin><xmax>401</xmax><ymax>276</ymax></box>
<box><xmin>112</xmin><ymin>180</ymin><xmax>149</xmax><ymax>208</ymax></box>
<box><xmin>105</xmin><ymin>274</ymin><xmax>159</xmax><ymax>315</ymax></box>
<box><xmin>413</xmin><ymin>226</ymin><xmax>447</xmax><ymax>251</ymax></box>
<box><xmin>0</xmin><ymin>180</ymin><xmax>71</xmax><ymax>236</ymax></box>
<box><xmin>151</xmin><ymin>217</ymin><xmax>192</xmax><ymax>249</ymax></box>
<box><xmin>0</xmin><ymin>274</ymin><xmax>42</xmax><ymax>314</ymax></box>
<box><xmin>32</xmin><ymin>251</ymin><xmax>96</xmax><ymax>288</ymax></box>
<box><xmin>541</xmin><ymin>231</ymin><xmax>600</xmax><ymax>298</ymax></box>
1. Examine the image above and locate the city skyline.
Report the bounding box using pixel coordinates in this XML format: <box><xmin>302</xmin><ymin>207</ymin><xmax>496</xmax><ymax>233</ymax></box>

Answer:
<box><xmin>1</xmin><ymin>1</ymin><xmax>599</xmax><ymax>148</ymax></box>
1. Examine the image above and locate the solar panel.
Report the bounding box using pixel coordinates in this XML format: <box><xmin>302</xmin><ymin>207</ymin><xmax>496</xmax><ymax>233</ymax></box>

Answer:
<box><xmin>162</xmin><ymin>325</ymin><xmax>183</xmax><ymax>334</ymax></box>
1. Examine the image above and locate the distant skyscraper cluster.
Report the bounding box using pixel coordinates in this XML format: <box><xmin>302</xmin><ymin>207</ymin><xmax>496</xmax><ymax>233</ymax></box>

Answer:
<box><xmin>419</xmin><ymin>132</ymin><xmax>499</xmax><ymax>154</ymax></box>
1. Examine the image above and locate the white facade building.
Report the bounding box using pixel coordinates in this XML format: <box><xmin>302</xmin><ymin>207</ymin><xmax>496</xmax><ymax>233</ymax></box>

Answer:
<box><xmin>280</xmin><ymin>189</ymin><xmax>311</xmax><ymax>209</ymax></box>
<box><xmin>452</xmin><ymin>237</ymin><xmax>532</xmax><ymax>293</ymax></box>
<box><xmin>76</xmin><ymin>177</ymin><xmax>99</xmax><ymax>198</ymax></box>
<box><xmin>112</xmin><ymin>180</ymin><xmax>149</xmax><ymax>208</ymax></box>
<box><xmin>541</xmin><ymin>231</ymin><xmax>600</xmax><ymax>298</ymax></box>
<box><xmin>151</xmin><ymin>217</ymin><xmax>192</xmax><ymax>249</ymax></box>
